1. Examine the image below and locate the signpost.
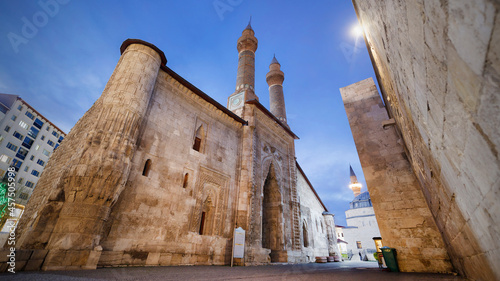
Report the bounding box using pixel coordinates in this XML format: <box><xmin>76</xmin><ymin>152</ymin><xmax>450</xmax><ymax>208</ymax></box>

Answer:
<box><xmin>231</xmin><ymin>227</ymin><xmax>245</xmax><ymax>267</ymax></box>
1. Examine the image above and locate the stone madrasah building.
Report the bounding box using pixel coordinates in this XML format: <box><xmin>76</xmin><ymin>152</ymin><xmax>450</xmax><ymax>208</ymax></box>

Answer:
<box><xmin>6</xmin><ymin>22</ymin><xmax>339</xmax><ymax>270</ymax></box>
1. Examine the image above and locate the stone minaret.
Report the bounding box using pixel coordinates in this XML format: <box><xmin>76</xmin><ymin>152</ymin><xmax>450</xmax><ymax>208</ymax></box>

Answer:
<box><xmin>228</xmin><ymin>19</ymin><xmax>258</xmax><ymax>113</ymax></box>
<box><xmin>349</xmin><ymin>165</ymin><xmax>362</xmax><ymax>197</ymax></box>
<box><xmin>266</xmin><ymin>55</ymin><xmax>287</xmax><ymax>125</ymax></box>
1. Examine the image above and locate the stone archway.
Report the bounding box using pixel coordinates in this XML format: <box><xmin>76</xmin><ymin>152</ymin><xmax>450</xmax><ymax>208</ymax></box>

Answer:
<box><xmin>261</xmin><ymin>163</ymin><xmax>287</xmax><ymax>262</ymax></box>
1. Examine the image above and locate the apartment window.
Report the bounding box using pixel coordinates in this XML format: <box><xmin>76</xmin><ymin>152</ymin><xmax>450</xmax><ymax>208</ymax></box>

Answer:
<box><xmin>18</xmin><ymin>193</ymin><xmax>29</xmax><ymax>200</ymax></box>
<box><xmin>28</xmin><ymin>126</ymin><xmax>39</xmax><ymax>139</ymax></box>
<box><xmin>11</xmin><ymin>159</ymin><xmax>22</xmax><ymax>171</ymax></box>
<box><xmin>36</xmin><ymin>159</ymin><xmax>45</xmax><ymax>166</ymax></box>
<box><xmin>46</xmin><ymin>126</ymin><xmax>50</xmax><ymax>131</ymax></box>
<box><xmin>47</xmin><ymin>140</ymin><xmax>55</xmax><ymax>147</ymax></box>
<box><xmin>11</xmin><ymin>115</ymin><xmax>17</xmax><ymax>121</ymax></box>
<box><xmin>13</xmin><ymin>131</ymin><xmax>23</xmax><ymax>140</ymax></box>
<box><xmin>31</xmin><ymin>170</ymin><xmax>40</xmax><ymax>177</ymax></box>
<box><xmin>17</xmin><ymin>177</ymin><xmax>24</xmax><ymax>184</ymax></box>
<box><xmin>16</xmin><ymin>147</ymin><xmax>29</xmax><ymax>160</ymax></box>
<box><xmin>42</xmin><ymin>149</ymin><xmax>50</xmax><ymax>157</ymax></box>
<box><xmin>6</xmin><ymin>142</ymin><xmax>18</xmax><ymax>152</ymax></box>
<box><xmin>356</xmin><ymin>241</ymin><xmax>362</xmax><ymax>249</ymax></box>
<box><xmin>142</xmin><ymin>159</ymin><xmax>152</xmax><ymax>177</ymax></box>
<box><xmin>19</xmin><ymin>120</ymin><xmax>28</xmax><ymax>130</ymax></box>
<box><xmin>24</xmin><ymin>165</ymin><xmax>29</xmax><ymax>172</ymax></box>
<box><xmin>58</xmin><ymin>136</ymin><xmax>64</xmax><ymax>143</ymax></box>
<box><xmin>17</xmin><ymin>105</ymin><xmax>23</xmax><ymax>111</ymax></box>
<box><xmin>22</xmin><ymin>137</ymin><xmax>34</xmax><ymax>149</ymax></box>
<box><xmin>4</xmin><ymin>125</ymin><xmax>10</xmax><ymax>132</ymax></box>
<box><xmin>0</xmin><ymin>155</ymin><xmax>10</xmax><ymax>163</ymax></box>
<box><xmin>35</xmin><ymin>144</ymin><xmax>40</xmax><ymax>151</ymax></box>
<box><xmin>25</xmin><ymin>181</ymin><xmax>34</xmax><ymax>188</ymax></box>
<box><xmin>54</xmin><ymin>144</ymin><xmax>59</xmax><ymax>150</ymax></box>
<box><xmin>30</xmin><ymin>155</ymin><xmax>34</xmax><ymax>161</ymax></box>
<box><xmin>41</xmin><ymin>135</ymin><xmax>45</xmax><ymax>140</ymax></box>
<box><xmin>33</xmin><ymin>118</ymin><xmax>44</xmax><ymax>129</ymax></box>
<box><xmin>25</xmin><ymin>111</ymin><xmax>35</xmax><ymax>120</ymax></box>
<box><xmin>52</xmin><ymin>131</ymin><xmax>59</xmax><ymax>138</ymax></box>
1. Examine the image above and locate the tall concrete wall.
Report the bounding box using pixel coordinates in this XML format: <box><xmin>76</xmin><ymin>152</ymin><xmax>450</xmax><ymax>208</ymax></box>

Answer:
<box><xmin>340</xmin><ymin>78</ymin><xmax>453</xmax><ymax>273</ymax></box>
<box><xmin>351</xmin><ymin>1</ymin><xmax>500</xmax><ymax>279</ymax></box>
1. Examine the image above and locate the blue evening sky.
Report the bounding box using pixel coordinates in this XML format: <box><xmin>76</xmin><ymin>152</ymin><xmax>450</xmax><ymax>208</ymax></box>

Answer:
<box><xmin>0</xmin><ymin>0</ymin><xmax>377</xmax><ymax>226</ymax></box>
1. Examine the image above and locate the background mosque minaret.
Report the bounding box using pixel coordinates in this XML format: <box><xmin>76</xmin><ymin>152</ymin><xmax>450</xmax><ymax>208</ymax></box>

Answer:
<box><xmin>342</xmin><ymin>165</ymin><xmax>382</xmax><ymax>261</ymax></box>
<box><xmin>349</xmin><ymin>165</ymin><xmax>362</xmax><ymax>197</ymax></box>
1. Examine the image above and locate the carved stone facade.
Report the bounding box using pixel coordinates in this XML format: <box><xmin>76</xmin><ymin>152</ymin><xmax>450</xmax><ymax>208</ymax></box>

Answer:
<box><xmin>4</xmin><ymin>24</ymin><xmax>335</xmax><ymax>271</ymax></box>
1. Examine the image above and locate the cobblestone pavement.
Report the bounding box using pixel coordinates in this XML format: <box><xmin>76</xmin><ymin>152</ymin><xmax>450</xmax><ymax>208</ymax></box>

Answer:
<box><xmin>0</xmin><ymin>261</ymin><xmax>464</xmax><ymax>280</ymax></box>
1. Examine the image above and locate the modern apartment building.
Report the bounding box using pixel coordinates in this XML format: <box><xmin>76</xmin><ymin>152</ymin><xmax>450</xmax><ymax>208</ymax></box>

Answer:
<box><xmin>0</xmin><ymin>93</ymin><xmax>65</xmax><ymax>206</ymax></box>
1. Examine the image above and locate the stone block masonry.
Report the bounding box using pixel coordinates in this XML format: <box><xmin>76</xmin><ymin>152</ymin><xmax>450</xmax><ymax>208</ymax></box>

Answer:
<box><xmin>352</xmin><ymin>1</ymin><xmax>500</xmax><ymax>280</ymax></box>
<box><xmin>341</xmin><ymin>78</ymin><xmax>453</xmax><ymax>273</ymax></box>
<box><xmin>5</xmin><ymin>23</ymin><xmax>336</xmax><ymax>270</ymax></box>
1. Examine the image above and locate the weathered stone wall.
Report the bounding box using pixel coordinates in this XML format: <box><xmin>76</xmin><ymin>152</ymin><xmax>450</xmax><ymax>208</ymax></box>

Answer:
<box><xmin>352</xmin><ymin>1</ymin><xmax>500</xmax><ymax>279</ymax></box>
<box><xmin>340</xmin><ymin>78</ymin><xmax>453</xmax><ymax>273</ymax></box>
<box><xmin>296</xmin><ymin>168</ymin><xmax>329</xmax><ymax>262</ymax></box>
<box><xmin>97</xmin><ymin>69</ymin><xmax>244</xmax><ymax>267</ymax></box>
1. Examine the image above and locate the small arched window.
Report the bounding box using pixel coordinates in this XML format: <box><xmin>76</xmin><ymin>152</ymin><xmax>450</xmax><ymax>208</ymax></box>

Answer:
<box><xmin>183</xmin><ymin>173</ymin><xmax>189</xmax><ymax>188</ymax></box>
<box><xmin>142</xmin><ymin>159</ymin><xmax>152</xmax><ymax>177</ymax></box>
<box><xmin>199</xmin><ymin>211</ymin><xmax>206</xmax><ymax>235</ymax></box>
<box><xmin>193</xmin><ymin>125</ymin><xmax>205</xmax><ymax>152</ymax></box>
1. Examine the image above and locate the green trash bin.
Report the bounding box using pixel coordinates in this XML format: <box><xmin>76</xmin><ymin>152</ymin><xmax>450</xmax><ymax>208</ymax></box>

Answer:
<box><xmin>381</xmin><ymin>247</ymin><xmax>399</xmax><ymax>272</ymax></box>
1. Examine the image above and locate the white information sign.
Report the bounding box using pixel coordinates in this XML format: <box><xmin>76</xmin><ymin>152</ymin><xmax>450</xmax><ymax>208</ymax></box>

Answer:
<box><xmin>233</xmin><ymin>227</ymin><xmax>245</xmax><ymax>258</ymax></box>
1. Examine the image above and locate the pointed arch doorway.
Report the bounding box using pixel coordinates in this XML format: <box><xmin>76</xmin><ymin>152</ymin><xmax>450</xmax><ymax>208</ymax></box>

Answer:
<box><xmin>262</xmin><ymin>163</ymin><xmax>287</xmax><ymax>262</ymax></box>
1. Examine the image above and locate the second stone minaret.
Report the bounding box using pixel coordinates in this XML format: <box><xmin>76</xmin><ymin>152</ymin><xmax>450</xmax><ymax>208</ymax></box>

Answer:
<box><xmin>266</xmin><ymin>55</ymin><xmax>287</xmax><ymax>125</ymax></box>
<box><xmin>228</xmin><ymin>19</ymin><xmax>258</xmax><ymax>112</ymax></box>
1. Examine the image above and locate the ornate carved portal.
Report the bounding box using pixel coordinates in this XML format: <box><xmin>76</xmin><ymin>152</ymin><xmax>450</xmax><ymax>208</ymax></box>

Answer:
<box><xmin>190</xmin><ymin>167</ymin><xmax>229</xmax><ymax>237</ymax></box>
<box><xmin>261</xmin><ymin>163</ymin><xmax>286</xmax><ymax>262</ymax></box>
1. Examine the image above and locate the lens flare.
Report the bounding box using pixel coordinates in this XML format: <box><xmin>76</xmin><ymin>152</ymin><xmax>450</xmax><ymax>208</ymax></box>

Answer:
<box><xmin>351</xmin><ymin>24</ymin><xmax>364</xmax><ymax>38</ymax></box>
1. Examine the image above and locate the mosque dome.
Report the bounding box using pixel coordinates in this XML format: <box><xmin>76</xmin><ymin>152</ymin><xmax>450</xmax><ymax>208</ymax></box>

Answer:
<box><xmin>349</xmin><ymin>191</ymin><xmax>373</xmax><ymax>209</ymax></box>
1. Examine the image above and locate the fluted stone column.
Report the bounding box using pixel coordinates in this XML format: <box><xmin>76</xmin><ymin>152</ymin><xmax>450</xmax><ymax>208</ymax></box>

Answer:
<box><xmin>40</xmin><ymin>40</ymin><xmax>165</xmax><ymax>270</ymax></box>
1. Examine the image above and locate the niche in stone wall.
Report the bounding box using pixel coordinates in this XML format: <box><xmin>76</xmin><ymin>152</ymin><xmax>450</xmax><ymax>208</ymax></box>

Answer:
<box><xmin>303</xmin><ymin>220</ymin><xmax>309</xmax><ymax>247</ymax></box>
<box><xmin>261</xmin><ymin>163</ymin><xmax>284</xmax><ymax>255</ymax></box>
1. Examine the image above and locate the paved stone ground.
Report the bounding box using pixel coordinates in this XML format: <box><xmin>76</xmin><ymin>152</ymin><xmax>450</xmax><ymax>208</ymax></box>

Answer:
<box><xmin>0</xmin><ymin>261</ymin><xmax>464</xmax><ymax>280</ymax></box>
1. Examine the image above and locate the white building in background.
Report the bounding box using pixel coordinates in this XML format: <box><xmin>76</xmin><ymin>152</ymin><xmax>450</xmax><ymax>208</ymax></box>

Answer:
<box><xmin>0</xmin><ymin>93</ymin><xmax>65</xmax><ymax>206</ymax></box>
<box><xmin>335</xmin><ymin>225</ymin><xmax>348</xmax><ymax>258</ymax></box>
<box><xmin>342</xmin><ymin>166</ymin><xmax>381</xmax><ymax>261</ymax></box>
